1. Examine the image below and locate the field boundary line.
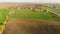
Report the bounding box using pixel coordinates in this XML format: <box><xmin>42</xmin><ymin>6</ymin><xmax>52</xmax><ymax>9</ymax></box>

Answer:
<box><xmin>0</xmin><ymin>8</ymin><xmax>15</xmax><ymax>34</ymax></box>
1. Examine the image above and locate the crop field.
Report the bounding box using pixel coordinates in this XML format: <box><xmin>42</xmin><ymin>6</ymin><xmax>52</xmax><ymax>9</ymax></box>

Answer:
<box><xmin>2</xmin><ymin>8</ymin><xmax>60</xmax><ymax>34</ymax></box>
<box><xmin>11</xmin><ymin>9</ymin><xmax>60</xmax><ymax>21</ymax></box>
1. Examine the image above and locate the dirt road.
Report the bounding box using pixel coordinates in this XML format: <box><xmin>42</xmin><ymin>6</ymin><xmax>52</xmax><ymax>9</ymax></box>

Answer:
<box><xmin>2</xmin><ymin>18</ymin><xmax>60</xmax><ymax>34</ymax></box>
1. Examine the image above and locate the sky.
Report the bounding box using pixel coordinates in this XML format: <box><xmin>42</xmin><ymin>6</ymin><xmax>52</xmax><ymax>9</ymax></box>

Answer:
<box><xmin>0</xmin><ymin>0</ymin><xmax>60</xmax><ymax>3</ymax></box>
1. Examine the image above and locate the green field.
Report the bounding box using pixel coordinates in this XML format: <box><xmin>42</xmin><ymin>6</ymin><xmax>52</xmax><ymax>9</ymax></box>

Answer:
<box><xmin>0</xmin><ymin>9</ymin><xmax>9</xmax><ymax>25</ymax></box>
<box><xmin>0</xmin><ymin>8</ymin><xmax>60</xmax><ymax>25</ymax></box>
<box><xmin>11</xmin><ymin>9</ymin><xmax>60</xmax><ymax>21</ymax></box>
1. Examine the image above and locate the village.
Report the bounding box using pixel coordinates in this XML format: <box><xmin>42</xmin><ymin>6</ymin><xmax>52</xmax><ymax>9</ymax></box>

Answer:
<box><xmin>9</xmin><ymin>3</ymin><xmax>60</xmax><ymax>12</ymax></box>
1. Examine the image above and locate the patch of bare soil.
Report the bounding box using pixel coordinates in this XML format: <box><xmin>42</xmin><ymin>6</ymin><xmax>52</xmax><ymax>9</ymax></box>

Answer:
<box><xmin>2</xmin><ymin>18</ymin><xmax>60</xmax><ymax>34</ymax></box>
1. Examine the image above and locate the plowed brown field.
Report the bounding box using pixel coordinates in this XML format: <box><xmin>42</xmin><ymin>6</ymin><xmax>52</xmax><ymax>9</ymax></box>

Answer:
<box><xmin>2</xmin><ymin>18</ymin><xmax>60</xmax><ymax>34</ymax></box>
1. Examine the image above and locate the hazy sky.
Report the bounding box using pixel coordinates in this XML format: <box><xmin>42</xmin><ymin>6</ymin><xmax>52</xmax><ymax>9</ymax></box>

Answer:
<box><xmin>0</xmin><ymin>0</ymin><xmax>60</xmax><ymax>3</ymax></box>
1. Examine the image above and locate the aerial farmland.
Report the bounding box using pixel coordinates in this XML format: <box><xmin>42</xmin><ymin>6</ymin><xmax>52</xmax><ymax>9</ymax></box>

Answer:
<box><xmin>0</xmin><ymin>3</ymin><xmax>60</xmax><ymax>34</ymax></box>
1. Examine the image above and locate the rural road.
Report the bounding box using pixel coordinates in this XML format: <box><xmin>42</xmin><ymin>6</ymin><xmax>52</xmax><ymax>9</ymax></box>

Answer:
<box><xmin>49</xmin><ymin>11</ymin><xmax>60</xmax><ymax>16</ymax></box>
